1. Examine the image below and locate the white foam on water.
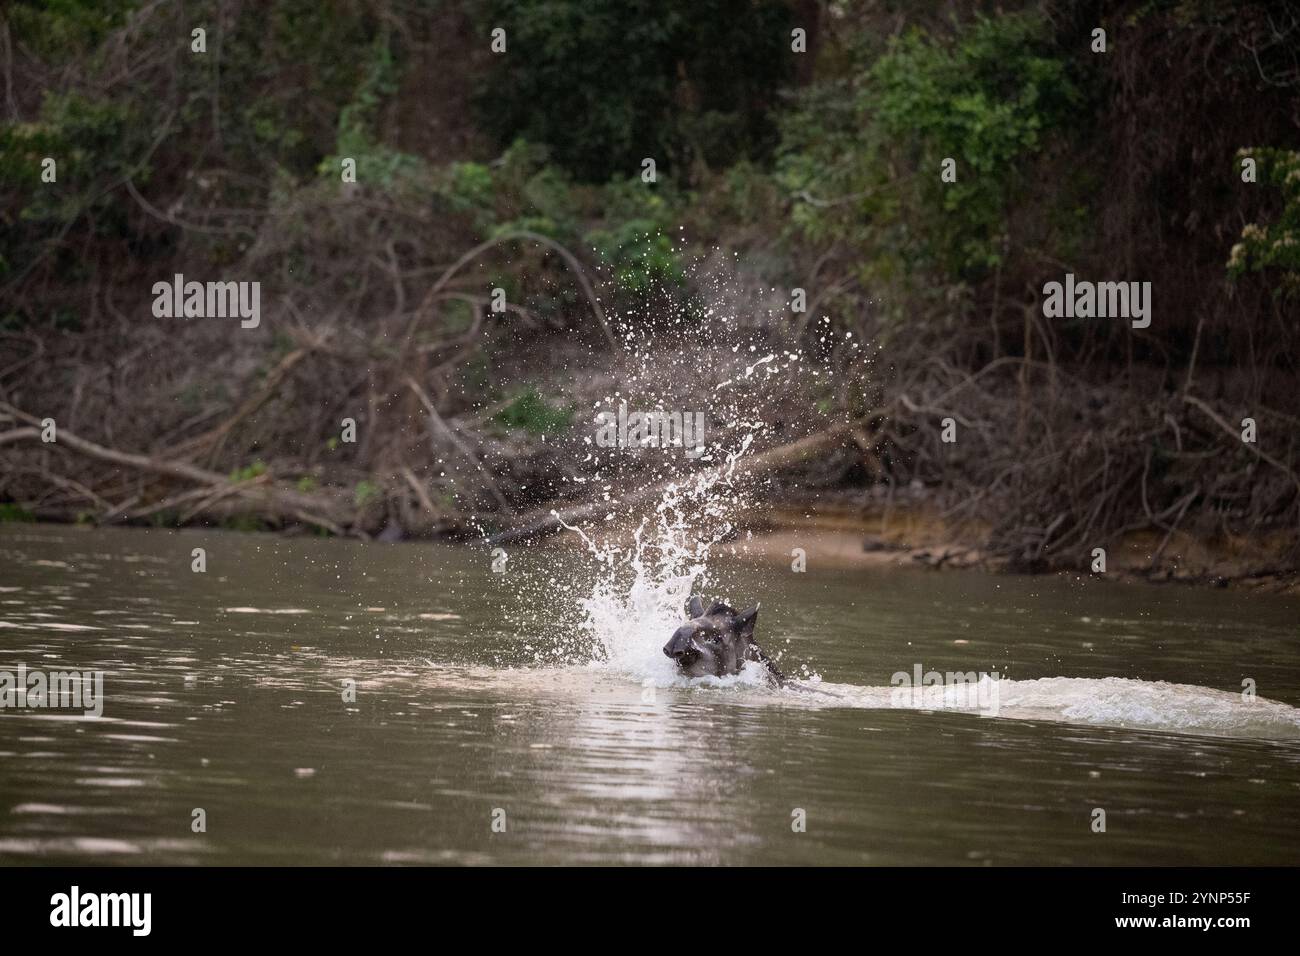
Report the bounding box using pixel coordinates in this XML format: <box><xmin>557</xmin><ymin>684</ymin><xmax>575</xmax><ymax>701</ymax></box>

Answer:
<box><xmin>791</xmin><ymin>676</ymin><xmax>1300</xmax><ymax>740</ymax></box>
<box><xmin>1001</xmin><ymin>676</ymin><xmax>1300</xmax><ymax>739</ymax></box>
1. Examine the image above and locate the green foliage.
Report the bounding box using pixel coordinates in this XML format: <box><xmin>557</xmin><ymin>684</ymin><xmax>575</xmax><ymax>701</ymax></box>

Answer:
<box><xmin>318</xmin><ymin>31</ymin><xmax>424</xmax><ymax>189</ymax></box>
<box><xmin>431</xmin><ymin>295</ymin><xmax>473</xmax><ymax>335</ymax></box>
<box><xmin>494</xmin><ymin>388</ymin><xmax>574</xmax><ymax>436</ymax></box>
<box><xmin>476</xmin><ymin>0</ymin><xmax>793</xmax><ymax>183</ymax></box>
<box><xmin>441</xmin><ymin>140</ymin><xmax>583</xmax><ymax>238</ymax></box>
<box><xmin>584</xmin><ymin>178</ymin><xmax>686</xmax><ymax>292</ymax></box>
<box><xmin>1</xmin><ymin>0</ymin><xmax>384</xmax><ymax>311</ymax></box>
<box><xmin>779</xmin><ymin>12</ymin><xmax>1079</xmax><ymax>283</ymax></box>
<box><xmin>497</xmin><ymin>161</ymin><xmax>583</xmax><ymax>239</ymax></box>
<box><xmin>0</xmin><ymin>90</ymin><xmax>140</xmax><ymax>288</ymax></box>
<box><xmin>0</xmin><ymin>503</ymin><xmax>35</xmax><ymax>523</ymax></box>
<box><xmin>353</xmin><ymin>479</ymin><xmax>380</xmax><ymax>507</ymax></box>
<box><xmin>213</xmin><ymin>0</ymin><xmax>381</xmax><ymax>178</ymax></box>
<box><xmin>223</xmin><ymin>514</ymin><xmax>269</xmax><ymax>533</ymax></box>
<box><xmin>1228</xmin><ymin>149</ymin><xmax>1300</xmax><ymax>295</ymax></box>
<box><xmin>230</xmin><ymin>461</ymin><xmax>267</xmax><ymax>483</ymax></box>
<box><xmin>6</xmin><ymin>0</ymin><xmax>136</xmax><ymax>59</ymax></box>
<box><xmin>445</xmin><ymin>161</ymin><xmax>496</xmax><ymax>218</ymax></box>
<box><xmin>586</xmin><ymin>223</ymin><xmax>684</xmax><ymax>293</ymax></box>
<box><xmin>431</xmin><ymin>139</ymin><xmax>686</xmax><ymax>296</ymax></box>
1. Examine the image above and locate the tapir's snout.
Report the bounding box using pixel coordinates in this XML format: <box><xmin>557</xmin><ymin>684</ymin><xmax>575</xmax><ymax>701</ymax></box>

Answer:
<box><xmin>664</xmin><ymin>596</ymin><xmax>779</xmax><ymax>685</ymax></box>
<box><xmin>663</xmin><ymin>627</ymin><xmax>701</xmax><ymax>666</ymax></box>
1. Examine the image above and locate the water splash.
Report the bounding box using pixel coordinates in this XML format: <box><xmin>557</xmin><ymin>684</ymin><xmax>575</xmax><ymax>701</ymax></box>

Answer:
<box><xmin>497</xmin><ymin>251</ymin><xmax>855</xmax><ymax>675</ymax></box>
<box><xmin>561</xmin><ymin>426</ymin><xmax>763</xmax><ymax>683</ymax></box>
<box><xmin>489</xmin><ymin>248</ymin><xmax>872</xmax><ymax>674</ymax></box>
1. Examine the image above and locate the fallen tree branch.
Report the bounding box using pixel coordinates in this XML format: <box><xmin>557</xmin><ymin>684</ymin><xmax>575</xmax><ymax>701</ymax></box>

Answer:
<box><xmin>1184</xmin><ymin>393</ymin><xmax>1300</xmax><ymax>497</ymax></box>
<box><xmin>0</xmin><ymin>427</ymin><xmax>41</xmax><ymax>446</ymax></box>
<box><xmin>405</xmin><ymin>377</ymin><xmax>513</xmax><ymax>513</ymax></box>
<box><xmin>168</xmin><ymin>345</ymin><xmax>311</xmax><ymax>462</ymax></box>
<box><xmin>486</xmin><ymin>418</ymin><xmax>869</xmax><ymax>546</ymax></box>
<box><xmin>402</xmin><ymin>229</ymin><xmax>617</xmax><ymax>352</ymax></box>
<box><xmin>401</xmin><ymin>465</ymin><xmax>442</xmax><ymax>520</ymax></box>
<box><xmin>0</xmin><ymin>400</ymin><xmax>355</xmax><ymax>530</ymax></box>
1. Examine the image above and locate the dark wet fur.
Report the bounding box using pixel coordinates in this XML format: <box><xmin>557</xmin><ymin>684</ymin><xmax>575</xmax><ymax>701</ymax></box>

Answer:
<box><xmin>663</xmin><ymin>596</ymin><xmax>785</xmax><ymax>685</ymax></box>
<box><xmin>662</xmin><ymin>596</ymin><xmax>845</xmax><ymax>697</ymax></box>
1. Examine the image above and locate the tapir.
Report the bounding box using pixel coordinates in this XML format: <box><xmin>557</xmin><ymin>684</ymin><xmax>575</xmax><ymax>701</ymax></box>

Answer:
<box><xmin>663</xmin><ymin>596</ymin><xmax>785</xmax><ymax>685</ymax></box>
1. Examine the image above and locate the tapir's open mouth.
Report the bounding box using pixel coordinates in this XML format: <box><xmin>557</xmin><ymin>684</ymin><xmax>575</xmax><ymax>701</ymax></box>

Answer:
<box><xmin>664</xmin><ymin>645</ymin><xmax>700</xmax><ymax>668</ymax></box>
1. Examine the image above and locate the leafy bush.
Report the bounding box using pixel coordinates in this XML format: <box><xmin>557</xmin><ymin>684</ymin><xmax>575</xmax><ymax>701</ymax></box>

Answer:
<box><xmin>779</xmin><ymin>12</ymin><xmax>1079</xmax><ymax>284</ymax></box>
<box><xmin>6</xmin><ymin>0</ymin><xmax>135</xmax><ymax>59</ymax></box>
<box><xmin>584</xmin><ymin>178</ymin><xmax>686</xmax><ymax>292</ymax></box>
<box><xmin>494</xmin><ymin>388</ymin><xmax>574</xmax><ymax>436</ymax></box>
<box><xmin>353</xmin><ymin>480</ymin><xmax>380</xmax><ymax>507</ymax></box>
<box><xmin>318</xmin><ymin>31</ymin><xmax>424</xmax><ymax>190</ymax></box>
<box><xmin>0</xmin><ymin>503</ymin><xmax>36</xmax><ymax>522</ymax></box>
<box><xmin>1228</xmin><ymin>148</ymin><xmax>1300</xmax><ymax>295</ymax></box>
<box><xmin>230</xmin><ymin>461</ymin><xmax>268</xmax><ymax>483</ymax></box>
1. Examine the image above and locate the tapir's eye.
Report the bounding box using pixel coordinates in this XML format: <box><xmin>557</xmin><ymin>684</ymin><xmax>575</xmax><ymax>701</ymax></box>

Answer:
<box><xmin>704</xmin><ymin>631</ymin><xmax>721</xmax><ymax>643</ymax></box>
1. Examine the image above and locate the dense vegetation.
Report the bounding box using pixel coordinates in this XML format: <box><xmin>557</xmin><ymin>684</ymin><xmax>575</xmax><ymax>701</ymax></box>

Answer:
<box><xmin>1</xmin><ymin>1</ymin><xmax>1297</xmax><ymax>577</ymax></box>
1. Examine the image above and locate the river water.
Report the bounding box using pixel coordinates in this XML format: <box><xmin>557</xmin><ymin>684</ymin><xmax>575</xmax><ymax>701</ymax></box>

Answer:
<box><xmin>1</xmin><ymin>523</ymin><xmax>1298</xmax><ymax>865</ymax></box>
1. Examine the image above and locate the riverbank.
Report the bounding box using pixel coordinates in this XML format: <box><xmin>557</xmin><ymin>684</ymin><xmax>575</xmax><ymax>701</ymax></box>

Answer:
<box><xmin>529</xmin><ymin>500</ymin><xmax>1300</xmax><ymax>596</ymax></box>
<box><xmin>8</xmin><ymin>492</ymin><xmax>1298</xmax><ymax>595</ymax></box>
<box><xmin>718</xmin><ymin>504</ymin><xmax>1300</xmax><ymax>596</ymax></box>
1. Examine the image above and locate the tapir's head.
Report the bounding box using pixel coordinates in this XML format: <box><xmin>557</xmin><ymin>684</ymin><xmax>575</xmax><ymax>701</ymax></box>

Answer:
<box><xmin>663</xmin><ymin>595</ymin><xmax>761</xmax><ymax>679</ymax></box>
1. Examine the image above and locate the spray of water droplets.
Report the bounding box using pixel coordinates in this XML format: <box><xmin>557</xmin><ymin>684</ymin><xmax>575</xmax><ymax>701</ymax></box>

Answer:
<box><xmin>488</xmin><ymin>243</ymin><xmax>870</xmax><ymax>681</ymax></box>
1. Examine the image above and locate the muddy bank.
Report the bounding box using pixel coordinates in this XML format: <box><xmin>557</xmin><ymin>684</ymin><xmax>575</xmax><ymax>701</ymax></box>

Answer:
<box><xmin>11</xmin><ymin>498</ymin><xmax>1297</xmax><ymax>597</ymax></box>
<box><xmin>534</xmin><ymin>502</ymin><xmax>1300</xmax><ymax>597</ymax></box>
<box><xmin>740</xmin><ymin>506</ymin><xmax>1300</xmax><ymax>595</ymax></box>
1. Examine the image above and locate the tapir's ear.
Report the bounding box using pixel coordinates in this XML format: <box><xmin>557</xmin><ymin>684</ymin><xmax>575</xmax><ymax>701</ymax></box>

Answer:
<box><xmin>734</xmin><ymin>605</ymin><xmax>759</xmax><ymax>639</ymax></box>
<box><xmin>687</xmin><ymin>596</ymin><xmax>705</xmax><ymax>619</ymax></box>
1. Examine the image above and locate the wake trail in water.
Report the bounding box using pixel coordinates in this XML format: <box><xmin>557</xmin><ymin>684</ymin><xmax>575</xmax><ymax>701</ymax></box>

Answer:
<box><xmin>348</xmin><ymin>657</ymin><xmax>1300</xmax><ymax>741</ymax></box>
<box><xmin>526</xmin><ymin>466</ymin><xmax>1300</xmax><ymax>740</ymax></box>
<box><xmin>811</xmin><ymin>675</ymin><xmax>1300</xmax><ymax>740</ymax></box>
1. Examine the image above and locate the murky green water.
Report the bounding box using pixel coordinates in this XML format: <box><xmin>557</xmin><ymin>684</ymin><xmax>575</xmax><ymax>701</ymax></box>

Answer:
<box><xmin>1</xmin><ymin>523</ymin><xmax>1299</xmax><ymax>865</ymax></box>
